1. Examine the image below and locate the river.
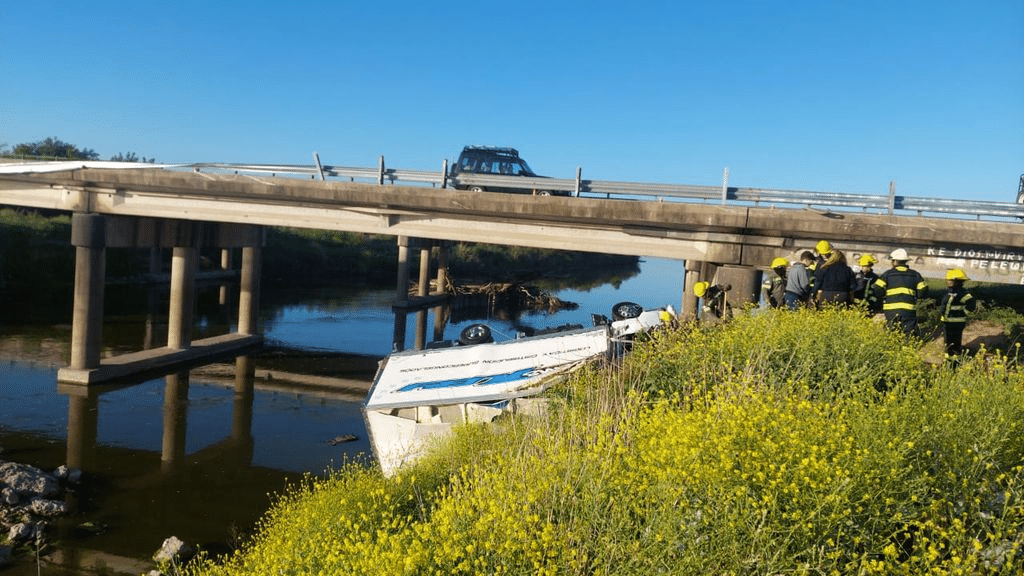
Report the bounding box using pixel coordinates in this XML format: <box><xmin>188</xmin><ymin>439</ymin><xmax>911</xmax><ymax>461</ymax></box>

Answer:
<box><xmin>0</xmin><ymin>257</ymin><xmax>684</xmax><ymax>574</ymax></box>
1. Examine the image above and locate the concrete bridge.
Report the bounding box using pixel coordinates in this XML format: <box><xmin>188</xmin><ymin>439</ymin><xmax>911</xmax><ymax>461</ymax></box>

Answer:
<box><xmin>1</xmin><ymin>162</ymin><xmax>1021</xmax><ymax>383</ymax></box>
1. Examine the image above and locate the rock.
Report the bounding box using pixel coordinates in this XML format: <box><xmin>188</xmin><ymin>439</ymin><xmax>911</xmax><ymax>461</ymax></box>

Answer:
<box><xmin>326</xmin><ymin>434</ymin><xmax>357</xmax><ymax>445</ymax></box>
<box><xmin>0</xmin><ymin>462</ymin><xmax>59</xmax><ymax>498</ymax></box>
<box><xmin>53</xmin><ymin>465</ymin><xmax>82</xmax><ymax>484</ymax></box>
<box><xmin>7</xmin><ymin>522</ymin><xmax>39</xmax><ymax>543</ymax></box>
<box><xmin>1</xmin><ymin>487</ymin><xmax>18</xmax><ymax>506</ymax></box>
<box><xmin>153</xmin><ymin>536</ymin><xmax>195</xmax><ymax>565</ymax></box>
<box><xmin>29</xmin><ymin>498</ymin><xmax>68</xmax><ymax>517</ymax></box>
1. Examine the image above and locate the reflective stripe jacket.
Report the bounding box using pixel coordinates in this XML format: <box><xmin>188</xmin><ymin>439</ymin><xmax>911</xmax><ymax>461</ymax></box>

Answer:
<box><xmin>872</xmin><ymin>266</ymin><xmax>927</xmax><ymax>312</ymax></box>
<box><xmin>940</xmin><ymin>287</ymin><xmax>976</xmax><ymax>323</ymax></box>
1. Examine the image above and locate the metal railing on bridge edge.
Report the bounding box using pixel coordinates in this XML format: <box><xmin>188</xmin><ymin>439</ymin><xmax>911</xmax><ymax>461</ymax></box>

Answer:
<box><xmin>7</xmin><ymin>154</ymin><xmax>1021</xmax><ymax>223</ymax></box>
<box><xmin>187</xmin><ymin>155</ymin><xmax>1024</xmax><ymax>223</ymax></box>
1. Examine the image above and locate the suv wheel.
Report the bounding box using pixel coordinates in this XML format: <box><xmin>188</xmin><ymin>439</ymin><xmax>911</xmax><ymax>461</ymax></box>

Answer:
<box><xmin>611</xmin><ymin>301</ymin><xmax>643</xmax><ymax>321</ymax></box>
<box><xmin>469</xmin><ymin>186</ymin><xmax>485</xmax><ymax>192</ymax></box>
<box><xmin>459</xmin><ymin>323</ymin><xmax>493</xmax><ymax>345</ymax></box>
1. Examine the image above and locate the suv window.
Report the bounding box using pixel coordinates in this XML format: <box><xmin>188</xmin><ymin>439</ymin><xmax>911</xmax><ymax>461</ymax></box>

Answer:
<box><xmin>453</xmin><ymin>147</ymin><xmax>536</xmax><ymax>176</ymax></box>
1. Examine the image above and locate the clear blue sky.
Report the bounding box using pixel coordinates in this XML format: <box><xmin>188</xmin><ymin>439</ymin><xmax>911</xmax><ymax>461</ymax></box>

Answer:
<box><xmin>2</xmin><ymin>1</ymin><xmax>1021</xmax><ymax>201</ymax></box>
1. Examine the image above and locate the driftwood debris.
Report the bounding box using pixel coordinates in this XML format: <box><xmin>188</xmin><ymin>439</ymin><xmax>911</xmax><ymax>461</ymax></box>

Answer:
<box><xmin>410</xmin><ymin>277</ymin><xmax>577</xmax><ymax>315</ymax></box>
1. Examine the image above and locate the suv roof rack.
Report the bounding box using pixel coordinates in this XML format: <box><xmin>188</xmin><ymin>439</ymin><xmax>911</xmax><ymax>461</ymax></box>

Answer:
<box><xmin>462</xmin><ymin>145</ymin><xmax>520</xmax><ymax>157</ymax></box>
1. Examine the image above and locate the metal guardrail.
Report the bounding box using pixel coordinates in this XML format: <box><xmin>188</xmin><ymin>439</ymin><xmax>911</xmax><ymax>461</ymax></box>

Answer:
<box><xmin>120</xmin><ymin>157</ymin><xmax>1024</xmax><ymax>223</ymax></box>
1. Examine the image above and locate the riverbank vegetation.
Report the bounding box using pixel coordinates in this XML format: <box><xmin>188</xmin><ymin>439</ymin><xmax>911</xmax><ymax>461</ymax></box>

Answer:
<box><xmin>183</xmin><ymin>307</ymin><xmax>1024</xmax><ymax>575</ymax></box>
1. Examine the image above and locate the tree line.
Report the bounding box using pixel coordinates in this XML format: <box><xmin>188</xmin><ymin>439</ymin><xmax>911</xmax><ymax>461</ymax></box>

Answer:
<box><xmin>0</xmin><ymin>137</ymin><xmax>154</xmax><ymax>163</ymax></box>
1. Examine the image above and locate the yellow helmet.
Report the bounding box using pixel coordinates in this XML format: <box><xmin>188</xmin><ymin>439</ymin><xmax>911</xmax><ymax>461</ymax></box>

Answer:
<box><xmin>816</xmin><ymin>240</ymin><xmax>832</xmax><ymax>255</ymax></box>
<box><xmin>946</xmin><ymin>268</ymin><xmax>968</xmax><ymax>281</ymax></box>
<box><xmin>858</xmin><ymin>254</ymin><xmax>878</xmax><ymax>267</ymax></box>
<box><xmin>693</xmin><ymin>281</ymin><xmax>710</xmax><ymax>298</ymax></box>
<box><xmin>770</xmin><ymin>257</ymin><xmax>789</xmax><ymax>269</ymax></box>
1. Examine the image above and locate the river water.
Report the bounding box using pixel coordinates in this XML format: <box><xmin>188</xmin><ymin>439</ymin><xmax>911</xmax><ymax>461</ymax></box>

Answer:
<box><xmin>0</xmin><ymin>257</ymin><xmax>684</xmax><ymax>574</ymax></box>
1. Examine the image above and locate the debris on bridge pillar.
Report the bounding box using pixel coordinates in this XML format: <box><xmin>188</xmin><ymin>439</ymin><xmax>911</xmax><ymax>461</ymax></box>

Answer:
<box><xmin>167</xmin><ymin>246</ymin><xmax>198</xmax><ymax>350</ymax></box>
<box><xmin>69</xmin><ymin>213</ymin><xmax>107</xmax><ymax>371</ymax></box>
<box><xmin>713</xmin><ymin>265</ymin><xmax>761</xmax><ymax>308</ymax></box>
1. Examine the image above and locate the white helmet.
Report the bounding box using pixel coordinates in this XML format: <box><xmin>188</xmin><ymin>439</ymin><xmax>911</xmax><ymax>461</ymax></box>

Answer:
<box><xmin>889</xmin><ymin>248</ymin><xmax>909</xmax><ymax>261</ymax></box>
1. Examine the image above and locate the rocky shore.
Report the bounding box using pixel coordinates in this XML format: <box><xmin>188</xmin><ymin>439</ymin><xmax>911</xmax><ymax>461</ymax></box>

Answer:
<box><xmin>0</xmin><ymin>455</ymin><xmax>76</xmax><ymax>565</ymax></box>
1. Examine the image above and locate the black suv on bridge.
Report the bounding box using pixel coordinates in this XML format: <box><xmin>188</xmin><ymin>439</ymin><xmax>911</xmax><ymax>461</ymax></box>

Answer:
<box><xmin>448</xmin><ymin>146</ymin><xmax>566</xmax><ymax>196</ymax></box>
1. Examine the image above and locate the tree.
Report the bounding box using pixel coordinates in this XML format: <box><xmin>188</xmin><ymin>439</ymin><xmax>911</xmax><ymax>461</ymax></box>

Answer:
<box><xmin>109</xmin><ymin>152</ymin><xmax>156</xmax><ymax>163</ymax></box>
<box><xmin>12</xmin><ymin>137</ymin><xmax>99</xmax><ymax>160</ymax></box>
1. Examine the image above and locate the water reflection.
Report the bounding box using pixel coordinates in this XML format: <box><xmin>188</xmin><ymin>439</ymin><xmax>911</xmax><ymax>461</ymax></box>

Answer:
<box><xmin>1</xmin><ymin>352</ymin><xmax>373</xmax><ymax>574</ymax></box>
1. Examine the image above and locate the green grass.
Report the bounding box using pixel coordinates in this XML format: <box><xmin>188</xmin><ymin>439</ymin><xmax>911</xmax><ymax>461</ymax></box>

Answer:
<box><xmin>184</xmin><ymin>309</ymin><xmax>1024</xmax><ymax>575</ymax></box>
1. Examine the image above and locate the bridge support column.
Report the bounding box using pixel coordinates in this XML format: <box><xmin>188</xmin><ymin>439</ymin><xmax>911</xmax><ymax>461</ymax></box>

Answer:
<box><xmin>395</xmin><ymin>236</ymin><xmax>412</xmax><ymax>306</ymax></box>
<box><xmin>714</xmin><ymin>265</ymin><xmax>761</xmax><ymax>307</ymax></box>
<box><xmin>433</xmin><ymin>243</ymin><xmax>449</xmax><ymax>341</ymax></box>
<box><xmin>167</xmin><ymin>246</ymin><xmax>198</xmax><ymax>350</ymax></box>
<box><xmin>238</xmin><ymin>245</ymin><xmax>261</xmax><ymax>336</ymax></box>
<box><xmin>681</xmin><ymin>261</ymin><xmax>703</xmax><ymax>319</ymax></box>
<box><xmin>69</xmin><ymin>214</ymin><xmax>107</xmax><ymax>371</ymax></box>
<box><xmin>414</xmin><ymin>244</ymin><xmax>432</xmax><ymax>350</ymax></box>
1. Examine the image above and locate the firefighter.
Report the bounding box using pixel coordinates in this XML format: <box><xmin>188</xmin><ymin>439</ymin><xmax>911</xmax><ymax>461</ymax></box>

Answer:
<box><xmin>807</xmin><ymin>240</ymin><xmax>832</xmax><ymax>304</ymax></box>
<box><xmin>694</xmin><ymin>281</ymin><xmax>732</xmax><ymax>321</ymax></box>
<box><xmin>871</xmin><ymin>248</ymin><xmax>927</xmax><ymax>337</ymax></box>
<box><xmin>940</xmin><ymin>268</ymin><xmax>976</xmax><ymax>357</ymax></box>
<box><xmin>853</xmin><ymin>253</ymin><xmax>879</xmax><ymax>310</ymax></box>
<box><xmin>762</xmin><ymin>257</ymin><xmax>788</xmax><ymax>308</ymax></box>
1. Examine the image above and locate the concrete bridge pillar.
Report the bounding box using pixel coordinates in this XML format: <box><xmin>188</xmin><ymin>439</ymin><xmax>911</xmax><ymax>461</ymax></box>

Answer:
<box><xmin>69</xmin><ymin>214</ymin><xmax>107</xmax><ymax>370</ymax></box>
<box><xmin>682</xmin><ymin>261</ymin><xmax>703</xmax><ymax>319</ymax></box>
<box><xmin>714</xmin><ymin>265</ymin><xmax>762</xmax><ymax>307</ymax></box>
<box><xmin>433</xmin><ymin>243</ymin><xmax>449</xmax><ymax>341</ymax></box>
<box><xmin>238</xmin><ymin>245</ymin><xmax>262</xmax><ymax>335</ymax></box>
<box><xmin>167</xmin><ymin>246</ymin><xmax>198</xmax><ymax>350</ymax></box>
<box><xmin>395</xmin><ymin>236</ymin><xmax>412</xmax><ymax>306</ymax></box>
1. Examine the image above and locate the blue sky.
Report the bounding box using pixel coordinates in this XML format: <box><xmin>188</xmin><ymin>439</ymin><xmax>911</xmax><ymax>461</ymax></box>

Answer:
<box><xmin>2</xmin><ymin>1</ymin><xmax>1021</xmax><ymax>202</ymax></box>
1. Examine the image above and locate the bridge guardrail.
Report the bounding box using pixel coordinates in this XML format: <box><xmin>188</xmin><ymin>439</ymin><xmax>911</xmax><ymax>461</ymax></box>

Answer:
<box><xmin>107</xmin><ymin>159</ymin><xmax>1024</xmax><ymax>223</ymax></box>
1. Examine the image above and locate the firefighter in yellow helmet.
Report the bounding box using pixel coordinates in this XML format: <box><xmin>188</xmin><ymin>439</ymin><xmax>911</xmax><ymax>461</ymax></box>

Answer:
<box><xmin>853</xmin><ymin>253</ymin><xmax>879</xmax><ymax>310</ymax></box>
<box><xmin>940</xmin><ymin>268</ymin><xmax>976</xmax><ymax>358</ymax></box>
<box><xmin>808</xmin><ymin>240</ymin><xmax>833</xmax><ymax>302</ymax></box>
<box><xmin>761</xmin><ymin>257</ymin><xmax>789</xmax><ymax>308</ymax></box>
<box><xmin>693</xmin><ymin>281</ymin><xmax>732</xmax><ymax>320</ymax></box>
